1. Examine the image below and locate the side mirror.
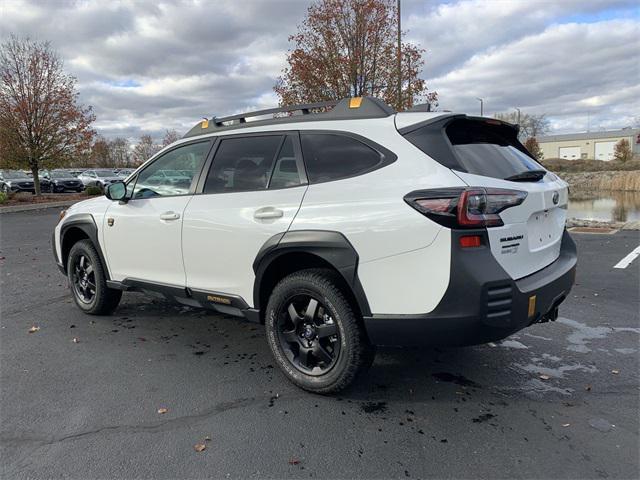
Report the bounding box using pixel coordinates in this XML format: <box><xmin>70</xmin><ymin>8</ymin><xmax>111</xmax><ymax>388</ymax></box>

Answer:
<box><xmin>106</xmin><ymin>181</ymin><xmax>127</xmax><ymax>202</ymax></box>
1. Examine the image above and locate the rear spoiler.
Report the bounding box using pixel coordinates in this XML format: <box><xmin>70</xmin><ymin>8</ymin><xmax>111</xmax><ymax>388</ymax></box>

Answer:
<box><xmin>397</xmin><ymin>113</ymin><xmax>520</xmax><ymax>136</ymax></box>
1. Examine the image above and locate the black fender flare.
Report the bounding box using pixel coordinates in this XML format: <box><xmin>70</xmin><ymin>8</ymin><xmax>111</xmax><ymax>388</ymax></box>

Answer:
<box><xmin>59</xmin><ymin>213</ymin><xmax>111</xmax><ymax>280</ymax></box>
<box><xmin>252</xmin><ymin>230</ymin><xmax>371</xmax><ymax>316</ymax></box>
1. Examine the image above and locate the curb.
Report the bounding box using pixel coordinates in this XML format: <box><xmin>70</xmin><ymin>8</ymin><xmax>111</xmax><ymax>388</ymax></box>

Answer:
<box><xmin>0</xmin><ymin>199</ymin><xmax>81</xmax><ymax>214</ymax></box>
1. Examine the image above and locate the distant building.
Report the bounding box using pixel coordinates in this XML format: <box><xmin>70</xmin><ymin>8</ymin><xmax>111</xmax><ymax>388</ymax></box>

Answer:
<box><xmin>537</xmin><ymin>128</ymin><xmax>640</xmax><ymax>161</ymax></box>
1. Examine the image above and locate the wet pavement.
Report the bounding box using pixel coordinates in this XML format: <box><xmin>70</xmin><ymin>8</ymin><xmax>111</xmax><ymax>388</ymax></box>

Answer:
<box><xmin>1</xmin><ymin>210</ymin><xmax>638</xmax><ymax>479</ymax></box>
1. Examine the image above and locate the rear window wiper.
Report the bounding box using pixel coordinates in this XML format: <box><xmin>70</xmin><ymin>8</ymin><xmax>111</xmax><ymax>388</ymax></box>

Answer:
<box><xmin>505</xmin><ymin>170</ymin><xmax>546</xmax><ymax>182</ymax></box>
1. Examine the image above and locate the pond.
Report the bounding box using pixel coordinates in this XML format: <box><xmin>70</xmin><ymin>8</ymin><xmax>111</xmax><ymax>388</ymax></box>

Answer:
<box><xmin>568</xmin><ymin>190</ymin><xmax>640</xmax><ymax>223</ymax></box>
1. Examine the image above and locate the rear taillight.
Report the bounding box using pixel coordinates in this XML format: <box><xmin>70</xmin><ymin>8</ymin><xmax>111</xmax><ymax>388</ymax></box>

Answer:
<box><xmin>405</xmin><ymin>187</ymin><xmax>527</xmax><ymax>229</ymax></box>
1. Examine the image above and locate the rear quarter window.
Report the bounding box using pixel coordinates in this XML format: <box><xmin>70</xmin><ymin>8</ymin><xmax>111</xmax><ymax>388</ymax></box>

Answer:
<box><xmin>300</xmin><ymin>133</ymin><xmax>393</xmax><ymax>184</ymax></box>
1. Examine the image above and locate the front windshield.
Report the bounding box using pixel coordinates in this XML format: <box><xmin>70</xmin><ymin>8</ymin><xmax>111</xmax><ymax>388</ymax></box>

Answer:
<box><xmin>2</xmin><ymin>171</ymin><xmax>29</xmax><ymax>179</ymax></box>
<box><xmin>95</xmin><ymin>170</ymin><xmax>116</xmax><ymax>178</ymax></box>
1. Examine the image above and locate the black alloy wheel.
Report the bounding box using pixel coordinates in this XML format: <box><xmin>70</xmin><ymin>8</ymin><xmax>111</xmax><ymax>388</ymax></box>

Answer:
<box><xmin>265</xmin><ymin>268</ymin><xmax>374</xmax><ymax>393</ymax></box>
<box><xmin>71</xmin><ymin>254</ymin><xmax>96</xmax><ymax>304</ymax></box>
<box><xmin>277</xmin><ymin>294</ymin><xmax>341</xmax><ymax>376</ymax></box>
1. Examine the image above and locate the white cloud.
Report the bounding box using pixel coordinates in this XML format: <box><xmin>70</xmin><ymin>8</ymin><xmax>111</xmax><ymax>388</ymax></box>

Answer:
<box><xmin>1</xmin><ymin>0</ymin><xmax>638</xmax><ymax>139</ymax></box>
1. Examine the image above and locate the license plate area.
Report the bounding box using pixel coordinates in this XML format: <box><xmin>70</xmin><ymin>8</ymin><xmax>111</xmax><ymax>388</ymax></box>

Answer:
<box><xmin>527</xmin><ymin>208</ymin><xmax>565</xmax><ymax>251</ymax></box>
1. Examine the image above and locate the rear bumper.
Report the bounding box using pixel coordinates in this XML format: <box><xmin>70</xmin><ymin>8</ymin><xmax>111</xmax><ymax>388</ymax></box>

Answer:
<box><xmin>363</xmin><ymin>229</ymin><xmax>577</xmax><ymax>346</ymax></box>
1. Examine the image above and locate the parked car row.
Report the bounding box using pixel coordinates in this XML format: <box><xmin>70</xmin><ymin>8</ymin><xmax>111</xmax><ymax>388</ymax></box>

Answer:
<box><xmin>0</xmin><ymin>167</ymin><xmax>136</xmax><ymax>194</ymax></box>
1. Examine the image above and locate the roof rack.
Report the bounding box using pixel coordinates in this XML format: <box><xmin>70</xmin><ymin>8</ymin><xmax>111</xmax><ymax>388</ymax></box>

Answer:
<box><xmin>183</xmin><ymin>96</ymin><xmax>395</xmax><ymax>138</ymax></box>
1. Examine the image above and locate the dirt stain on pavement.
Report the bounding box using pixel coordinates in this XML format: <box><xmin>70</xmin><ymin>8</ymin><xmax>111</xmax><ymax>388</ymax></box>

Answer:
<box><xmin>432</xmin><ymin>372</ymin><xmax>481</xmax><ymax>388</ymax></box>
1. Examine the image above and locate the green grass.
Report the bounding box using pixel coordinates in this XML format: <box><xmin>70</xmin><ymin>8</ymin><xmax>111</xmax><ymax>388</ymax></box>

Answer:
<box><xmin>0</xmin><ymin>191</ymin><xmax>7</xmax><ymax>205</ymax></box>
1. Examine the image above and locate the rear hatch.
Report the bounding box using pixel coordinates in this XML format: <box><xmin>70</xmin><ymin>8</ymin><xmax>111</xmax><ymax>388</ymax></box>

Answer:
<box><xmin>401</xmin><ymin>115</ymin><xmax>568</xmax><ymax>280</ymax></box>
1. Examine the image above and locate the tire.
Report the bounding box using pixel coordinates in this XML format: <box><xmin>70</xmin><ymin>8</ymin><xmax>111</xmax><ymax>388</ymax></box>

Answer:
<box><xmin>67</xmin><ymin>239</ymin><xmax>122</xmax><ymax>315</ymax></box>
<box><xmin>265</xmin><ymin>268</ymin><xmax>374</xmax><ymax>394</ymax></box>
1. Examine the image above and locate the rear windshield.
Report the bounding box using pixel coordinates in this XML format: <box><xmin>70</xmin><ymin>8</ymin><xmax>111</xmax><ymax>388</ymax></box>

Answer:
<box><xmin>404</xmin><ymin>118</ymin><xmax>543</xmax><ymax>180</ymax></box>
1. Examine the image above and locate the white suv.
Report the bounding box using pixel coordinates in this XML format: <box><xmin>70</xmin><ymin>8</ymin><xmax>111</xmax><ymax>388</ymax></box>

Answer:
<box><xmin>53</xmin><ymin>97</ymin><xmax>577</xmax><ymax>393</ymax></box>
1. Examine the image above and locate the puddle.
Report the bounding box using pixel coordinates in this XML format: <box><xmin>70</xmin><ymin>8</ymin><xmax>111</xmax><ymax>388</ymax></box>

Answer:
<box><xmin>589</xmin><ymin>418</ymin><xmax>615</xmax><ymax>433</ymax></box>
<box><xmin>497</xmin><ymin>340</ymin><xmax>529</xmax><ymax>350</ymax></box>
<box><xmin>499</xmin><ymin>379</ymin><xmax>573</xmax><ymax>396</ymax></box>
<box><xmin>556</xmin><ymin>317</ymin><xmax>640</xmax><ymax>353</ymax></box>
<box><xmin>523</xmin><ymin>333</ymin><xmax>552</xmax><ymax>341</ymax></box>
<box><xmin>614</xmin><ymin>348</ymin><xmax>636</xmax><ymax>354</ymax></box>
<box><xmin>516</xmin><ymin>362</ymin><xmax>597</xmax><ymax>379</ymax></box>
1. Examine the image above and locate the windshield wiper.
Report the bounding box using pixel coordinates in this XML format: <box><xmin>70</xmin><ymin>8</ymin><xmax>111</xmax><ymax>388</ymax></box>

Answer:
<box><xmin>505</xmin><ymin>170</ymin><xmax>546</xmax><ymax>182</ymax></box>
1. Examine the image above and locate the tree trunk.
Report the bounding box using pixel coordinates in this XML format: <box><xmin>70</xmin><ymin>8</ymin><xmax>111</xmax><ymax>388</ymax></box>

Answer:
<box><xmin>30</xmin><ymin>164</ymin><xmax>41</xmax><ymax>196</ymax></box>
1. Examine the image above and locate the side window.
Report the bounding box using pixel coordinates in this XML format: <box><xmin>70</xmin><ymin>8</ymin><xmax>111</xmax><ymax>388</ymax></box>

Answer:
<box><xmin>300</xmin><ymin>133</ymin><xmax>383</xmax><ymax>183</ymax></box>
<box><xmin>132</xmin><ymin>141</ymin><xmax>210</xmax><ymax>199</ymax></box>
<box><xmin>203</xmin><ymin>135</ymin><xmax>283</xmax><ymax>194</ymax></box>
<box><xmin>268</xmin><ymin>136</ymin><xmax>304</xmax><ymax>189</ymax></box>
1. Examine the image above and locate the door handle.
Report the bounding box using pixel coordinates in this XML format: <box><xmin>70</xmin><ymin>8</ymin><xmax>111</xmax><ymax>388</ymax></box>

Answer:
<box><xmin>254</xmin><ymin>207</ymin><xmax>284</xmax><ymax>220</ymax></box>
<box><xmin>159</xmin><ymin>211</ymin><xmax>180</xmax><ymax>221</ymax></box>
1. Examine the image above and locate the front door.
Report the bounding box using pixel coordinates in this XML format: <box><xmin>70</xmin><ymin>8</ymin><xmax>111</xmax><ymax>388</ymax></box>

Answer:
<box><xmin>103</xmin><ymin>140</ymin><xmax>212</xmax><ymax>286</ymax></box>
<box><xmin>182</xmin><ymin>133</ymin><xmax>308</xmax><ymax>305</ymax></box>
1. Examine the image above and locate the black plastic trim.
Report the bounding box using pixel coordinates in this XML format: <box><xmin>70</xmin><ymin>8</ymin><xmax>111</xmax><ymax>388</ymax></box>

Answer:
<box><xmin>252</xmin><ymin>230</ymin><xmax>371</xmax><ymax>317</ymax></box>
<box><xmin>117</xmin><ymin>278</ymin><xmax>253</xmax><ymax>319</ymax></box>
<box><xmin>363</xmin><ymin>229</ymin><xmax>577</xmax><ymax>347</ymax></box>
<box><xmin>58</xmin><ymin>213</ymin><xmax>111</xmax><ymax>279</ymax></box>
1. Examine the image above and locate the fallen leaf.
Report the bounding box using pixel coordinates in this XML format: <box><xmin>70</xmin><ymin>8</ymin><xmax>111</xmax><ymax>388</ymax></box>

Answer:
<box><xmin>288</xmin><ymin>458</ymin><xmax>300</xmax><ymax>465</ymax></box>
<box><xmin>539</xmin><ymin>374</ymin><xmax>550</xmax><ymax>380</ymax></box>
<box><xmin>562</xmin><ymin>423</ymin><xmax>570</xmax><ymax>427</ymax></box>
<box><xmin>157</xmin><ymin>408</ymin><xmax>168</xmax><ymax>414</ymax></box>
<box><xmin>72</xmin><ymin>337</ymin><xmax>79</xmax><ymax>343</ymax></box>
<box><xmin>28</xmin><ymin>326</ymin><xmax>40</xmax><ymax>333</ymax></box>
<box><xmin>611</xmin><ymin>369</ymin><xmax>620</xmax><ymax>374</ymax></box>
<box><xmin>194</xmin><ymin>443</ymin><xmax>206</xmax><ymax>452</ymax></box>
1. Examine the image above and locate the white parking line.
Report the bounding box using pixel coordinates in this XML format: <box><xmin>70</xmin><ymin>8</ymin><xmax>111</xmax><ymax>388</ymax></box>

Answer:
<box><xmin>613</xmin><ymin>246</ymin><xmax>640</xmax><ymax>269</ymax></box>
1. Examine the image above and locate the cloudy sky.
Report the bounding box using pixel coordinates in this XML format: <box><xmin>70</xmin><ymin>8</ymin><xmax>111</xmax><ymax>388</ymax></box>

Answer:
<box><xmin>1</xmin><ymin>0</ymin><xmax>638</xmax><ymax>143</ymax></box>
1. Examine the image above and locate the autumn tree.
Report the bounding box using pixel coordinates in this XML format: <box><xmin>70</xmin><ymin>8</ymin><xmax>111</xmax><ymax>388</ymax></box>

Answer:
<box><xmin>162</xmin><ymin>129</ymin><xmax>180</xmax><ymax>147</ymax></box>
<box><xmin>109</xmin><ymin>137</ymin><xmax>131</xmax><ymax>167</ymax></box>
<box><xmin>274</xmin><ymin>0</ymin><xmax>436</xmax><ymax>111</ymax></box>
<box><xmin>524</xmin><ymin>137</ymin><xmax>543</xmax><ymax>160</ymax></box>
<box><xmin>0</xmin><ymin>36</ymin><xmax>95</xmax><ymax>195</ymax></box>
<box><xmin>132</xmin><ymin>134</ymin><xmax>160</xmax><ymax>165</ymax></box>
<box><xmin>89</xmin><ymin>137</ymin><xmax>111</xmax><ymax>168</ymax></box>
<box><xmin>495</xmin><ymin>112</ymin><xmax>550</xmax><ymax>143</ymax></box>
<box><xmin>613</xmin><ymin>138</ymin><xmax>632</xmax><ymax>163</ymax></box>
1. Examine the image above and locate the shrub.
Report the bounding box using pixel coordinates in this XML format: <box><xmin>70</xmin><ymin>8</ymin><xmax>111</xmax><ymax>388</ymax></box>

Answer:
<box><xmin>0</xmin><ymin>191</ymin><xmax>6</xmax><ymax>205</ymax></box>
<box><xmin>85</xmin><ymin>186</ymin><xmax>103</xmax><ymax>196</ymax></box>
<box><xmin>614</xmin><ymin>139</ymin><xmax>633</xmax><ymax>163</ymax></box>
<box><xmin>541</xmin><ymin>158</ymin><xmax>640</xmax><ymax>173</ymax></box>
<box><xmin>524</xmin><ymin>137</ymin><xmax>543</xmax><ymax>160</ymax></box>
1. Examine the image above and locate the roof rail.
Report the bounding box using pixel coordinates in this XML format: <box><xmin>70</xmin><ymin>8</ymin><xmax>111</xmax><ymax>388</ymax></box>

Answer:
<box><xmin>183</xmin><ymin>96</ymin><xmax>395</xmax><ymax>138</ymax></box>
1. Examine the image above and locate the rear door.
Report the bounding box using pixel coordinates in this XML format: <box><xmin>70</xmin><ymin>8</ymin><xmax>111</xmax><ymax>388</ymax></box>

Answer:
<box><xmin>404</xmin><ymin>117</ymin><xmax>568</xmax><ymax>280</ymax></box>
<box><xmin>182</xmin><ymin>132</ymin><xmax>307</xmax><ymax>305</ymax></box>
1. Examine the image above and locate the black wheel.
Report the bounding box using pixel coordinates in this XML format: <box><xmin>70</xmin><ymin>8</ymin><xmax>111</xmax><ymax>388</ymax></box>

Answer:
<box><xmin>1</xmin><ymin>184</ymin><xmax>9</xmax><ymax>194</ymax></box>
<box><xmin>265</xmin><ymin>268</ymin><xmax>374</xmax><ymax>394</ymax></box>
<box><xmin>67</xmin><ymin>239</ymin><xmax>121</xmax><ymax>315</ymax></box>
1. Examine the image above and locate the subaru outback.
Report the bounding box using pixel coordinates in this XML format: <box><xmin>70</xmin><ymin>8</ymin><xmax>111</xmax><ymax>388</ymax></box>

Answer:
<box><xmin>52</xmin><ymin>97</ymin><xmax>577</xmax><ymax>393</ymax></box>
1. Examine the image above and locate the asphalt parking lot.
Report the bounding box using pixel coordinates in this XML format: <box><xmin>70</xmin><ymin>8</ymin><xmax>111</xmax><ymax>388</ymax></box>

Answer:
<box><xmin>1</xmin><ymin>209</ymin><xmax>638</xmax><ymax>479</ymax></box>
